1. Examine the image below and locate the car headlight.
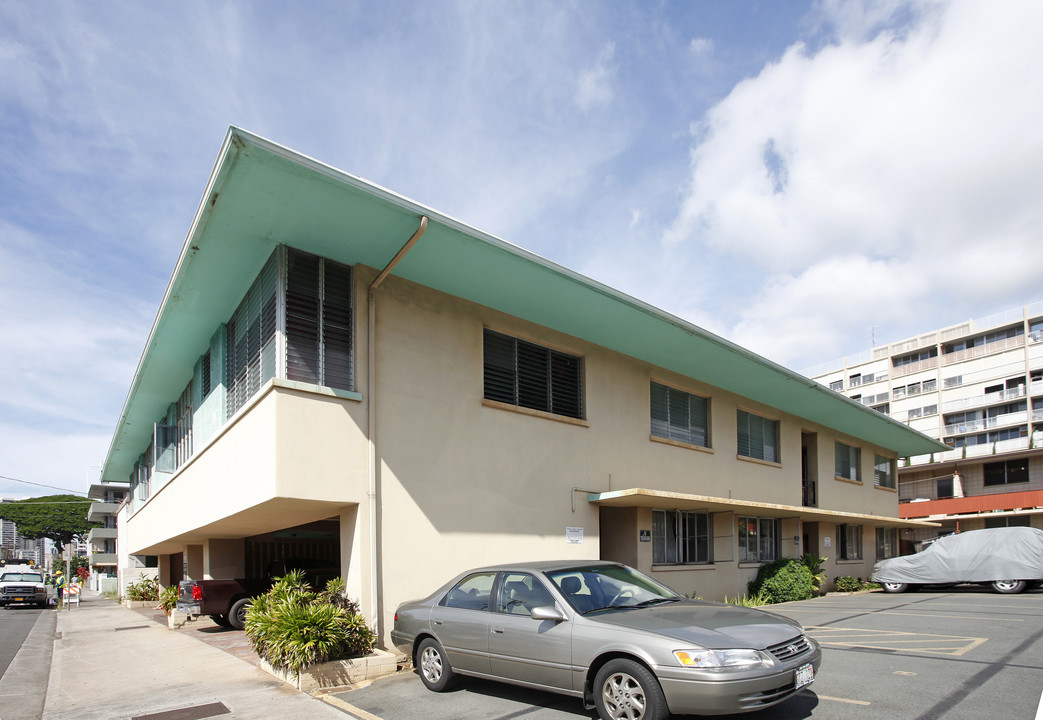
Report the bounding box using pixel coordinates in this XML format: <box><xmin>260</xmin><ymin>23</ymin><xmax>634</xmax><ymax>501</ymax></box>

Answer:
<box><xmin>673</xmin><ymin>648</ymin><xmax>769</xmax><ymax>669</ymax></box>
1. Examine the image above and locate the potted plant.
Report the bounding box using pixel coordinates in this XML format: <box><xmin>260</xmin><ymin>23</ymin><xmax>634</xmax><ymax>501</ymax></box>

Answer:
<box><xmin>159</xmin><ymin>584</ymin><xmax>183</xmax><ymax>628</ymax></box>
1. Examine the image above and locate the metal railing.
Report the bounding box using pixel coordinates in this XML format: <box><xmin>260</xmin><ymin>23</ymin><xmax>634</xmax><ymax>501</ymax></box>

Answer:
<box><xmin>943</xmin><ymin>410</ymin><xmax>1028</xmax><ymax>436</ymax></box>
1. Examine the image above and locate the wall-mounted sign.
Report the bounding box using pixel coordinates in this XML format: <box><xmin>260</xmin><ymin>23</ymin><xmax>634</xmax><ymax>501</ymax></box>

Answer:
<box><xmin>566</xmin><ymin>527</ymin><xmax>584</xmax><ymax>544</ymax></box>
<box><xmin>639</xmin><ymin>529</ymin><xmax>651</xmax><ymax>542</ymax></box>
<box><xmin>824</xmin><ymin>537</ymin><xmax>831</xmax><ymax>548</ymax></box>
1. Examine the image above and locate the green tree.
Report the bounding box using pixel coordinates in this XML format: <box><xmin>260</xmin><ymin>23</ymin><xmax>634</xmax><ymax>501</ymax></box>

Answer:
<box><xmin>0</xmin><ymin>495</ymin><xmax>99</xmax><ymax>554</ymax></box>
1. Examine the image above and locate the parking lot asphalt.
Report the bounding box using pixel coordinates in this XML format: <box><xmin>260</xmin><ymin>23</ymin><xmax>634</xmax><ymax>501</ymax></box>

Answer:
<box><xmin>328</xmin><ymin>587</ymin><xmax>1043</xmax><ymax>720</ymax></box>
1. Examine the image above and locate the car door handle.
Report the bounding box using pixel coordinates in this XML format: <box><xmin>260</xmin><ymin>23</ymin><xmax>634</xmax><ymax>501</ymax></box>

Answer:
<box><xmin>433</xmin><ymin>620</ymin><xmax>443</xmax><ymax>626</ymax></box>
<box><xmin>492</xmin><ymin>627</ymin><xmax>504</xmax><ymax>634</ymax></box>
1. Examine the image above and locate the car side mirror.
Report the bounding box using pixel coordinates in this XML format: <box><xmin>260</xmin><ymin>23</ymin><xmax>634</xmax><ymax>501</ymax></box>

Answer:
<box><xmin>530</xmin><ymin>605</ymin><xmax>567</xmax><ymax>622</ymax></box>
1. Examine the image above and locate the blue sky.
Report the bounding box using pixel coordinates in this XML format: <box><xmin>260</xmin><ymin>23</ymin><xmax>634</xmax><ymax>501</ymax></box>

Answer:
<box><xmin>2</xmin><ymin>0</ymin><xmax>1042</xmax><ymax>499</ymax></box>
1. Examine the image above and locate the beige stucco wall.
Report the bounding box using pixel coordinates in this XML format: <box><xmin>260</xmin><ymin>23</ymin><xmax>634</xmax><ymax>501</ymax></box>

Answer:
<box><xmin>370</xmin><ymin>270</ymin><xmax>904</xmax><ymax>637</ymax></box>
<box><xmin>124</xmin><ymin>382</ymin><xmax>369</xmax><ymax>556</ymax></box>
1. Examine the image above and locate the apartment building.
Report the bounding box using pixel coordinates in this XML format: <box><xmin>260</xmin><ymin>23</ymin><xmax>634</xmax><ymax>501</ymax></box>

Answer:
<box><xmin>86</xmin><ymin>480</ymin><xmax>128</xmax><ymax>592</ymax></box>
<box><xmin>100</xmin><ymin>128</ymin><xmax>943</xmax><ymax>644</ymax></box>
<box><xmin>808</xmin><ymin>302</ymin><xmax>1043</xmax><ymax>547</ymax></box>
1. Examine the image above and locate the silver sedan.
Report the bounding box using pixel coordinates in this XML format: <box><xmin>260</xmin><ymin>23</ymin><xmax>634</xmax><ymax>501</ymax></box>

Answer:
<box><xmin>392</xmin><ymin>560</ymin><xmax>820</xmax><ymax>719</ymax></box>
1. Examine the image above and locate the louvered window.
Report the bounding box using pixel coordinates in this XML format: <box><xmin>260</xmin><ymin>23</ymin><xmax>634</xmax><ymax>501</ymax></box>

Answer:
<box><xmin>201</xmin><ymin>351</ymin><xmax>212</xmax><ymax>398</ymax></box>
<box><xmin>736</xmin><ymin>410</ymin><xmax>778</xmax><ymax>462</ymax></box>
<box><xmin>285</xmin><ymin>249</ymin><xmax>354</xmax><ymax>391</ymax></box>
<box><xmin>226</xmin><ymin>253</ymin><xmax>278</xmax><ymax>417</ymax></box>
<box><xmin>483</xmin><ymin>329</ymin><xmax>582</xmax><ymax>419</ymax></box>
<box><xmin>874</xmin><ymin>454</ymin><xmax>895</xmax><ymax>488</ymax></box>
<box><xmin>650</xmin><ymin>382</ymin><xmax>709</xmax><ymax>447</ymax></box>
<box><xmin>835</xmin><ymin>442</ymin><xmax>861</xmax><ymax>481</ymax></box>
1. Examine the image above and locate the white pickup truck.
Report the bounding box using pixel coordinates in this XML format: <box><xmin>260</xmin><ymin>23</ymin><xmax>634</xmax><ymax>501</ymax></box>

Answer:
<box><xmin>0</xmin><ymin>568</ymin><xmax>50</xmax><ymax>608</ymax></box>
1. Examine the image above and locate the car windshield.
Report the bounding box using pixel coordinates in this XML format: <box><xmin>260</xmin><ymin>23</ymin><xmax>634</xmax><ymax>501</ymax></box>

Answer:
<box><xmin>1</xmin><ymin>573</ymin><xmax>43</xmax><ymax>582</ymax></box>
<box><xmin>545</xmin><ymin>564</ymin><xmax>680</xmax><ymax>615</ymax></box>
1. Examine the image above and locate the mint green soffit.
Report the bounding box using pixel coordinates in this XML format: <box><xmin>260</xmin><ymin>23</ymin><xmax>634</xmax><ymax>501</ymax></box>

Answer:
<box><xmin>101</xmin><ymin>128</ymin><xmax>947</xmax><ymax>483</ymax></box>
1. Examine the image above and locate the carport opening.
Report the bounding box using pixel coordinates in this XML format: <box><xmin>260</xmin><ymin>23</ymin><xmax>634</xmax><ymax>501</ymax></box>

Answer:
<box><xmin>243</xmin><ymin>518</ymin><xmax>340</xmax><ymax>581</ymax></box>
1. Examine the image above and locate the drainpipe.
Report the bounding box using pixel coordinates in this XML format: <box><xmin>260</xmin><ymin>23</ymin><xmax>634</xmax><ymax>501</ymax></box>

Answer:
<box><xmin>367</xmin><ymin>215</ymin><xmax>428</xmax><ymax>642</ymax></box>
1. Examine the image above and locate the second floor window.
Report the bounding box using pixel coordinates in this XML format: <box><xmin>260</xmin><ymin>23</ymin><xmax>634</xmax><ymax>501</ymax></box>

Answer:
<box><xmin>483</xmin><ymin>329</ymin><xmax>583</xmax><ymax>419</ymax></box>
<box><xmin>737</xmin><ymin>410</ymin><xmax>778</xmax><ymax>463</ymax></box>
<box><xmin>835</xmin><ymin>442</ymin><xmax>861</xmax><ymax>482</ymax></box>
<box><xmin>874</xmin><ymin>455</ymin><xmax>895</xmax><ymax>488</ymax></box>
<box><xmin>650</xmin><ymin>382</ymin><xmax>709</xmax><ymax>447</ymax></box>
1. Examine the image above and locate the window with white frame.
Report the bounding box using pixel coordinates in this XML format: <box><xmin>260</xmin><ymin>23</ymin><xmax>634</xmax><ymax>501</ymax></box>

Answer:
<box><xmin>875</xmin><ymin>527</ymin><xmax>897</xmax><ymax>559</ymax></box>
<box><xmin>874</xmin><ymin>455</ymin><xmax>896</xmax><ymax>489</ymax></box>
<box><xmin>650</xmin><ymin>382</ymin><xmax>709</xmax><ymax>447</ymax></box>
<box><xmin>835</xmin><ymin>441</ymin><xmax>861</xmax><ymax>481</ymax></box>
<box><xmin>737</xmin><ymin>516</ymin><xmax>780</xmax><ymax>563</ymax></box>
<box><xmin>837</xmin><ymin>524</ymin><xmax>862</xmax><ymax>560</ymax></box>
<box><xmin>737</xmin><ymin>410</ymin><xmax>779</xmax><ymax>463</ymax></box>
<box><xmin>652</xmin><ymin>510</ymin><xmax>711</xmax><ymax>564</ymax></box>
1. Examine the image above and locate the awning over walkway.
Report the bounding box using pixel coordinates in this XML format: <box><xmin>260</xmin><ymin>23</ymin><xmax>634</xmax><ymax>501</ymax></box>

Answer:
<box><xmin>589</xmin><ymin>488</ymin><xmax>939</xmax><ymax>529</ymax></box>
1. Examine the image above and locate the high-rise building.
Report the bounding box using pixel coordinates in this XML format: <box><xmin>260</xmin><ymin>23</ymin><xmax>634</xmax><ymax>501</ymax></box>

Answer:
<box><xmin>808</xmin><ymin>302</ymin><xmax>1043</xmax><ymax>548</ymax></box>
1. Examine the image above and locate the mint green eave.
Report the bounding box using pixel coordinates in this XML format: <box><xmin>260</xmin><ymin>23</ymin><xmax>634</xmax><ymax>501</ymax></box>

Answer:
<box><xmin>101</xmin><ymin>127</ymin><xmax>948</xmax><ymax>484</ymax></box>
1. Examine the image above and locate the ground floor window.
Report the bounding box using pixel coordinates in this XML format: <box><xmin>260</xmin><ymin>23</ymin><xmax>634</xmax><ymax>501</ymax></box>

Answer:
<box><xmin>737</xmin><ymin>516</ymin><xmax>780</xmax><ymax>562</ymax></box>
<box><xmin>875</xmin><ymin>527</ymin><xmax>897</xmax><ymax>559</ymax></box>
<box><xmin>837</xmin><ymin>524</ymin><xmax>863</xmax><ymax>560</ymax></box>
<box><xmin>652</xmin><ymin>510</ymin><xmax>711</xmax><ymax>564</ymax></box>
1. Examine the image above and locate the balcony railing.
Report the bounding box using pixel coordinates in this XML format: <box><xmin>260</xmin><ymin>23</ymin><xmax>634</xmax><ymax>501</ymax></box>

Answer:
<box><xmin>891</xmin><ymin>356</ymin><xmax>938</xmax><ymax>378</ymax></box>
<box><xmin>903</xmin><ymin>435</ymin><xmax>1035</xmax><ymax>467</ymax></box>
<box><xmin>941</xmin><ymin>335</ymin><xmax>1026</xmax><ymax>365</ymax></box>
<box><xmin>942</xmin><ymin>386</ymin><xmax>1026</xmax><ymax>414</ymax></box>
<box><xmin>899</xmin><ymin>488</ymin><xmax>1043</xmax><ymax>519</ymax></box>
<box><xmin>88</xmin><ymin>552</ymin><xmax>117</xmax><ymax>566</ymax></box>
<box><xmin>943</xmin><ymin>410</ymin><xmax>1028</xmax><ymax>436</ymax></box>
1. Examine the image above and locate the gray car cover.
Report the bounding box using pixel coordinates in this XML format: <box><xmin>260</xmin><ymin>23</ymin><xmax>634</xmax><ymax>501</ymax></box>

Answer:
<box><xmin>872</xmin><ymin>527</ymin><xmax>1043</xmax><ymax>585</ymax></box>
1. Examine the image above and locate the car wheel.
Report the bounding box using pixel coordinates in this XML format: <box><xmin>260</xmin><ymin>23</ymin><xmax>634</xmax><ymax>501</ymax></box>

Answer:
<box><xmin>416</xmin><ymin>638</ymin><xmax>457</xmax><ymax>691</ymax></box>
<box><xmin>992</xmin><ymin>580</ymin><xmax>1026</xmax><ymax>594</ymax></box>
<box><xmin>881</xmin><ymin>582</ymin><xmax>908</xmax><ymax>593</ymax></box>
<box><xmin>228</xmin><ymin>598</ymin><xmax>251</xmax><ymax>630</ymax></box>
<box><xmin>594</xmin><ymin>659</ymin><xmax>668</xmax><ymax>720</ymax></box>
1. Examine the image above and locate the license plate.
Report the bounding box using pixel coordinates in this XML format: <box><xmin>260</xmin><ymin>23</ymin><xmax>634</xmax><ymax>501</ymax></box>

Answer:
<box><xmin>795</xmin><ymin>663</ymin><xmax>814</xmax><ymax>689</ymax></box>
<box><xmin>14</xmin><ymin>597</ymin><xmax>25</xmax><ymax>602</ymax></box>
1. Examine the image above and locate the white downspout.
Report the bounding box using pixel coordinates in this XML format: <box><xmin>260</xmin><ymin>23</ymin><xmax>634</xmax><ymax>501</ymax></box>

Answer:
<box><xmin>368</xmin><ymin>215</ymin><xmax>428</xmax><ymax>642</ymax></box>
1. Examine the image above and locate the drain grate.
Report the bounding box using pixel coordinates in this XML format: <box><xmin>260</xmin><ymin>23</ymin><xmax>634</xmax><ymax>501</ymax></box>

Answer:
<box><xmin>114</xmin><ymin>624</ymin><xmax>151</xmax><ymax>632</ymax></box>
<box><xmin>132</xmin><ymin>701</ymin><xmax>230</xmax><ymax>720</ymax></box>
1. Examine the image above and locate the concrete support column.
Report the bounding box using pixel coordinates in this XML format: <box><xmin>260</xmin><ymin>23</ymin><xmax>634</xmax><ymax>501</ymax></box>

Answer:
<box><xmin>204</xmin><ymin>538</ymin><xmax>245</xmax><ymax>579</ymax></box>
<box><xmin>185</xmin><ymin>544</ymin><xmax>204</xmax><ymax>580</ymax></box>
<box><xmin>340</xmin><ymin>505</ymin><xmax>364</xmax><ymax>605</ymax></box>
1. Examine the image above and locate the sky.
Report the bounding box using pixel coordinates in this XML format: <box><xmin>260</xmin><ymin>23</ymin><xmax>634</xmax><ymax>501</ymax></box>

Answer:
<box><xmin>2</xmin><ymin>0</ymin><xmax>1042</xmax><ymax>500</ymax></box>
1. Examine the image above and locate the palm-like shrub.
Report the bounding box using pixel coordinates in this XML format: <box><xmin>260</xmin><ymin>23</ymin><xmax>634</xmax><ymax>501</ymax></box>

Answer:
<box><xmin>244</xmin><ymin>570</ymin><xmax>376</xmax><ymax>682</ymax></box>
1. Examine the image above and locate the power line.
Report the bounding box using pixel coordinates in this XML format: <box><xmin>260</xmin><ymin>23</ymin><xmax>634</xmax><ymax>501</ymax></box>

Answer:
<box><xmin>0</xmin><ymin>475</ymin><xmax>87</xmax><ymax>496</ymax></box>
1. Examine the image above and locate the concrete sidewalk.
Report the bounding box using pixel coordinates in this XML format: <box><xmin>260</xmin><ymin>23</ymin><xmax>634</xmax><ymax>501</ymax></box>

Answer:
<box><xmin>34</xmin><ymin>588</ymin><xmax>355</xmax><ymax>720</ymax></box>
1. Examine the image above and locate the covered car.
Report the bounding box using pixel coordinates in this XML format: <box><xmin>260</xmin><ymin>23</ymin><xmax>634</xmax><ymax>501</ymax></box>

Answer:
<box><xmin>872</xmin><ymin>526</ymin><xmax>1043</xmax><ymax>594</ymax></box>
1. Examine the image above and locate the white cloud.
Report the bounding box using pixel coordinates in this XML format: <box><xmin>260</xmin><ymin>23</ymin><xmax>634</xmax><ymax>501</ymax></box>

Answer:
<box><xmin>576</xmin><ymin>43</ymin><xmax>617</xmax><ymax>112</ymax></box>
<box><xmin>689</xmin><ymin>37</ymin><xmax>714</xmax><ymax>58</ymax></box>
<box><xmin>665</xmin><ymin>0</ymin><xmax>1043</xmax><ymax>367</ymax></box>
